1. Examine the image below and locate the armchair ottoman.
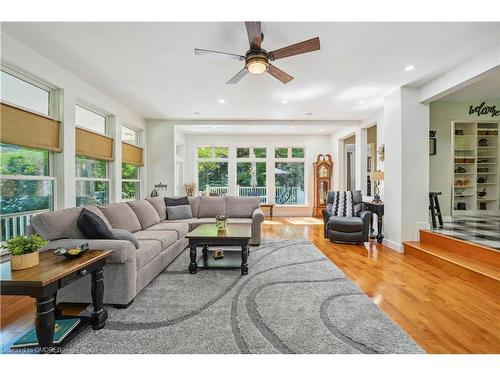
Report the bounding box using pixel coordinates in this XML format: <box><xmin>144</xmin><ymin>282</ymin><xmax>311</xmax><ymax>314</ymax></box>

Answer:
<box><xmin>322</xmin><ymin>190</ymin><xmax>372</xmax><ymax>244</ymax></box>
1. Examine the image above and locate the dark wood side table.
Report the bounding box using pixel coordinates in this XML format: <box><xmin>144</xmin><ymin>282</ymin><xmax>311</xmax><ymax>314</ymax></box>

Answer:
<box><xmin>363</xmin><ymin>201</ymin><xmax>384</xmax><ymax>243</ymax></box>
<box><xmin>260</xmin><ymin>204</ymin><xmax>274</xmax><ymax>219</ymax></box>
<box><xmin>186</xmin><ymin>224</ymin><xmax>251</xmax><ymax>275</ymax></box>
<box><xmin>0</xmin><ymin>249</ymin><xmax>112</xmax><ymax>352</ymax></box>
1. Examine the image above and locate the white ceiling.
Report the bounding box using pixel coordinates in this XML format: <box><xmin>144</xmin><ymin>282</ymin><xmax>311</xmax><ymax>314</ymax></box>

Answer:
<box><xmin>437</xmin><ymin>68</ymin><xmax>500</xmax><ymax>102</ymax></box>
<box><xmin>2</xmin><ymin>22</ymin><xmax>500</xmax><ymax>121</ymax></box>
<box><xmin>177</xmin><ymin>123</ymin><xmax>345</xmax><ymax>135</ymax></box>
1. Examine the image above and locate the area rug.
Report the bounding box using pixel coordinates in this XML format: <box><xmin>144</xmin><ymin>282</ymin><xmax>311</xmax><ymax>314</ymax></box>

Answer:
<box><xmin>64</xmin><ymin>239</ymin><xmax>424</xmax><ymax>354</ymax></box>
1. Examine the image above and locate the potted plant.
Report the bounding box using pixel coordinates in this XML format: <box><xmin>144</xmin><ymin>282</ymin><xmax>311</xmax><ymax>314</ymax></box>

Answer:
<box><xmin>3</xmin><ymin>234</ymin><xmax>47</xmax><ymax>270</ymax></box>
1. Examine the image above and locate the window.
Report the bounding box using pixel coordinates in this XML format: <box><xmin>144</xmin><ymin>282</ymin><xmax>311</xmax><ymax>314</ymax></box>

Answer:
<box><xmin>75</xmin><ymin>156</ymin><xmax>109</xmax><ymax>206</ymax></box>
<box><xmin>0</xmin><ymin>144</ymin><xmax>55</xmax><ymax>240</ymax></box>
<box><xmin>236</xmin><ymin>146</ymin><xmax>268</xmax><ymax>203</ymax></box>
<box><xmin>122</xmin><ymin>163</ymin><xmax>140</xmax><ymax>201</ymax></box>
<box><xmin>197</xmin><ymin>146</ymin><xmax>228</xmax><ymax>196</ymax></box>
<box><xmin>275</xmin><ymin>147</ymin><xmax>305</xmax><ymax>205</ymax></box>
<box><xmin>0</xmin><ymin>70</ymin><xmax>50</xmax><ymax>115</ymax></box>
<box><xmin>75</xmin><ymin>104</ymin><xmax>106</xmax><ymax>134</ymax></box>
<box><xmin>122</xmin><ymin>126</ymin><xmax>138</xmax><ymax>145</ymax></box>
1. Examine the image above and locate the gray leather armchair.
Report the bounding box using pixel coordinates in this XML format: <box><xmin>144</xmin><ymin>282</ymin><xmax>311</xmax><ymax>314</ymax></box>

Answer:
<box><xmin>322</xmin><ymin>190</ymin><xmax>372</xmax><ymax>244</ymax></box>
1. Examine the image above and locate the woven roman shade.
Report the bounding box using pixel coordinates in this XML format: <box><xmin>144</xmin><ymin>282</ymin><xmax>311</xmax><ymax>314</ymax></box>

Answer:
<box><xmin>0</xmin><ymin>102</ymin><xmax>62</xmax><ymax>152</ymax></box>
<box><xmin>122</xmin><ymin>142</ymin><xmax>144</xmax><ymax>166</ymax></box>
<box><xmin>76</xmin><ymin>127</ymin><xmax>114</xmax><ymax>161</ymax></box>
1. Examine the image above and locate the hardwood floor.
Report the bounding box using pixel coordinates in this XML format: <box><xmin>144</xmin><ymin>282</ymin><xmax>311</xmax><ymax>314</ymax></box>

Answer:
<box><xmin>1</xmin><ymin>217</ymin><xmax>499</xmax><ymax>353</ymax></box>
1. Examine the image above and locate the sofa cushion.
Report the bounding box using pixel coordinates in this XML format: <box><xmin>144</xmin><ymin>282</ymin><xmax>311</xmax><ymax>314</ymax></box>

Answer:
<box><xmin>136</xmin><ymin>240</ymin><xmax>162</xmax><ymax>270</ymax></box>
<box><xmin>77</xmin><ymin>208</ymin><xmax>113</xmax><ymax>239</ymax></box>
<box><xmin>110</xmin><ymin>228</ymin><xmax>140</xmax><ymax>249</ymax></box>
<box><xmin>165</xmin><ymin>196</ymin><xmax>189</xmax><ymax>207</ymax></box>
<box><xmin>30</xmin><ymin>207</ymin><xmax>85</xmax><ymax>240</ymax></box>
<box><xmin>134</xmin><ymin>230</ymin><xmax>177</xmax><ymax>250</ymax></box>
<box><xmin>128</xmin><ymin>200</ymin><xmax>161</xmax><ymax>229</ymax></box>
<box><xmin>146</xmin><ymin>222</ymin><xmax>189</xmax><ymax>239</ymax></box>
<box><xmin>166</xmin><ymin>205</ymin><xmax>193</xmax><ymax>220</ymax></box>
<box><xmin>327</xmin><ymin>216</ymin><xmax>364</xmax><ymax>233</ymax></box>
<box><xmin>188</xmin><ymin>196</ymin><xmax>201</xmax><ymax>218</ymax></box>
<box><xmin>198</xmin><ymin>196</ymin><xmax>226</xmax><ymax>218</ymax></box>
<box><xmin>145</xmin><ymin>196</ymin><xmax>167</xmax><ymax>221</ymax></box>
<box><xmin>98</xmin><ymin>203</ymin><xmax>142</xmax><ymax>233</ymax></box>
<box><xmin>226</xmin><ymin>196</ymin><xmax>260</xmax><ymax>218</ymax></box>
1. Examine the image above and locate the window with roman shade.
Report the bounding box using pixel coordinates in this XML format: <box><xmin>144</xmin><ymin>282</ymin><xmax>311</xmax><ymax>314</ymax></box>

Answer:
<box><xmin>121</xmin><ymin>126</ymin><xmax>143</xmax><ymax>201</ymax></box>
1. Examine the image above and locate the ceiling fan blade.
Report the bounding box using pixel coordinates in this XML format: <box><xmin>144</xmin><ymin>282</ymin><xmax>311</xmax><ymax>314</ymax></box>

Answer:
<box><xmin>194</xmin><ymin>48</ymin><xmax>245</xmax><ymax>61</ymax></box>
<box><xmin>245</xmin><ymin>22</ymin><xmax>262</xmax><ymax>50</ymax></box>
<box><xmin>268</xmin><ymin>37</ymin><xmax>320</xmax><ymax>61</ymax></box>
<box><xmin>267</xmin><ymin>64</ymin><xmax>294</xmax><ymax>84</ymax></box>
<box><xmin>227</xmin><ymin>68</ymin><xmax>248</xmax><ymax>84</ymax></box>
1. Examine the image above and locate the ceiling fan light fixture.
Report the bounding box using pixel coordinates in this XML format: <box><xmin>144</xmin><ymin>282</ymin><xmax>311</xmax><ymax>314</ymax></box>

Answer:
<box><xmin>245</xmin><ymin>52</ymin><xmax>269</xmax><ymax>75</ymax></box>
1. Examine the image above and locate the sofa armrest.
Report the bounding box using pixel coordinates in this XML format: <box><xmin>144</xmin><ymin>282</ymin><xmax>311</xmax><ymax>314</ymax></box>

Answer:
<box><xmin>252</xmin><ymin>207</ymin><xmax>265</xmax><ymax>223</ymax></box>
<box><xmin>41</xmin><ymin>239</ymin><xmax>136</xmax><ymax>264</ymax></box>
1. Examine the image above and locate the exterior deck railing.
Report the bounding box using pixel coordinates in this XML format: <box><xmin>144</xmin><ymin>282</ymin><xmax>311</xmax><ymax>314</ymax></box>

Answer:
<box><xmin>1</xmin><ymin>209</ymin><xmax>49</xmax><ymax>241</ymax></box>
<box><xmin>202</xmin><ymin>186</ymin><xmax>304</xmax><ymax>205</ymax></box>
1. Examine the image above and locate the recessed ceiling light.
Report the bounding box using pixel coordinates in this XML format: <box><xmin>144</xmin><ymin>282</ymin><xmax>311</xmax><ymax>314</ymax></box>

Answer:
<box><xmin>319</xmin><ymin>129</ymin><xmax>324</xmax><ymax>132</ymax></box>
<box><xmin>212</xmin><ymin>126</ymin><xmax>217</xmax><ymax>129</ymax></box>
<box><xmin>282</xmin><ymin>100</ymin><xmax>288</xmax><ymax>104</ymax></box>
<box><xmin>251</xmin><ymin>126</ymin><xmax>256</xmax><ymax>130</ymax></box>
<box><xmin>193</xmin><ymin>112</ymin><xmax>201</xmax><ymax>115</ymax></box>
<box><xmin>305</xmin><ymin>112</ymin><xmax>313</xmax><ymax>116</ymax></box>
<box><xmin>219</xmin><ymin>99</ymin><xmax>226</xmax><ymax>104</ymax></box>
<box><xmin>291</xmin><ymin>126</ymin><xmax>296</xmax><ymax>130</ymax></box>
<box><xmin>359</xmin><ymin>100</ymin><xmax>365</xmax><ymax>104</ymax></box>
<box><xmin>404</xmin><ymin>65</ymin><xmax>415</xmax><ymax>72</ymax></box>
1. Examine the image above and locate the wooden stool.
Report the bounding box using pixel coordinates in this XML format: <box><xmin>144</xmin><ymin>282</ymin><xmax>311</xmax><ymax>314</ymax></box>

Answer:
<box><xmin>429</xmin><ymin>192</ymin><xmax>443</xmax><ymax>229</ymax></box>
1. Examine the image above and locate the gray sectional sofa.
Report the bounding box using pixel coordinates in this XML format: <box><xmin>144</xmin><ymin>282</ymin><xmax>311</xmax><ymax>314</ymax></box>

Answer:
<box><xmin>27</xmin><ymin>196</ymin><xmax>264</xmax><ymax>307</ymax></box>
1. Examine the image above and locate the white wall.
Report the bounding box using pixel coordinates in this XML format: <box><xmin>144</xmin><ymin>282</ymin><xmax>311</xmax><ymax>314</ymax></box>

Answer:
<box><xmin>176</xmin><ymin>132</ymin><xmax>333</xmax><ymax>216</ymax></box>
<box><xmin>1</xmin><ymin>32</ymin><xmax>147</xmax><ymax>208</ymax></box>
<box><xmin>146</xmin><ymin>120</ymin><xmax>176</xmax><ymax>196</ymax></box>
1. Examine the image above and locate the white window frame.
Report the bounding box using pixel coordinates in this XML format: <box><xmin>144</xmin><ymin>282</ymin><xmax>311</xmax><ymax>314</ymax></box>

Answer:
<box><xmin>74</xmin><ymin>102</ymin><xmax>112</xmax><ymax>206</ymax></box>
<box><xmin>0</xmin><ymin>67</ymin><xmax>58</xmax><ymax>248</ymax></box>
<box><xmin>274</xmin><ymin>146</ymin><xmax>307</xmax><ymax>206</ymax></box>
<box><xmin>196</xmin><ymin>146</ymin><xmax>229</xmax><ymax>194</ymax></box>
<box><xmin>121</xmin><ymin>125</ymin><xmax>143</xmax><ymax>201</ymax></box>
<box><xmin>235</xmin><ymin>146</ymin><xmax>268</xmax><ymax>203</ymax></box>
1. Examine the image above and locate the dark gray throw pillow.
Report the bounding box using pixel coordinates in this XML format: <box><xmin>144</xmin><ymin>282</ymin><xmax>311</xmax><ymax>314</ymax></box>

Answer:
<box><xmin>110</xmin><ymin>229</ymin><xmax>140</xmax><ymax>249</ymax></box>
<box><xmin>165</xmin><ymin>196</ymin><xmax>189</xmax><ymax>207</ymax></box>
<box><xmin>77</xmin><ymin>208</ymin><xmax>113</xmax><ymax>239</ymax></box>
<box><xmin>166</xmin><ymin>205</ymin><xmax>193</xmax><ymax>220</ymax></box>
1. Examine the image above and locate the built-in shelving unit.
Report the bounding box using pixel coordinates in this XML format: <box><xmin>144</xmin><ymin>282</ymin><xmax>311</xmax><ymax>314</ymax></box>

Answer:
<box><xmin>452</xmin><ymin>121</ymin><xmax>499</xmax><ymax>214</ymax></box>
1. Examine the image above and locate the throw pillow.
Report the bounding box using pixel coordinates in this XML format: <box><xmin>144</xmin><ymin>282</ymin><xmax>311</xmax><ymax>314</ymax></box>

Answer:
<box><xmin>165</xmin><ymin>196</ymin><xmax>189</xmax><ymax>207</ymax></box>
<box><xmin>328</xmin><ymin>191</ymin><xmax>355</xmax><ymax>217</ymax></box>
<box><xmin>166</xmin><ymin>205</ymin><xmax>193</xmax><ymax>220</ymax></box>
<box><xmin>77</xmin><ymin>208</ymin><xmax>113</xmax><ymax>239</ymax></box>
<box><xmin>110</xmin><ymin>229</ymin><xmax>140</xmax><ymax>249</ymax></box>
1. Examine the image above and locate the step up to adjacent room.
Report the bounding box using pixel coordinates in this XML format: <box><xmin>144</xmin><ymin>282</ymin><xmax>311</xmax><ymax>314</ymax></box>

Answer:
<box><xmin>403</xmin><ymin>230</ymin><xmax>500</xmax><ymax>295</ymax></box>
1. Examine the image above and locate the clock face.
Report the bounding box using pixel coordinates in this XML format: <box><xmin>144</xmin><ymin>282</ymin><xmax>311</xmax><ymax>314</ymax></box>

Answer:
<box><xmin>319</xmin><ymin>165</ymin><xmax>328</xmax><ymax>177</ymax></box>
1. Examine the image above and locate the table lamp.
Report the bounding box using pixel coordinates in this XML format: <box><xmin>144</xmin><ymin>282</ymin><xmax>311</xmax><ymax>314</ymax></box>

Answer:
<box><xmin>370</xmin><ymin>171</ymin><xmax>384</xmax><ymax>203</ymax></box>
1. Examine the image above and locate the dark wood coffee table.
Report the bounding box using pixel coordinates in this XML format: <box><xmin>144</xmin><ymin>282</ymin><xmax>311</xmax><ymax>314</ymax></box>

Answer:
<box><xmin>0</xmin><ymin>249</ymin><xmax>112</xmax><ymax>352</ymax></box>
<box><xmin>186</xmin><ymin>223</ymin><xmax>252</xmax><ymax>275</ymax></box>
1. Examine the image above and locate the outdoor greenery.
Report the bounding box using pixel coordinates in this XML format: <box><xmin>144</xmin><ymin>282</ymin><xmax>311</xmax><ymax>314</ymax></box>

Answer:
<box><xmin>76</xmin><ymin>180</ymin><xmax>108</xmax><ymax>206</ymax></box>
<box><xmin>122</xmin><ymin>162</ymin><xmax>138</xmax><ymax>179</ymax></box>
<box><xmin>2</xmin><ymin>234</ymin><xmax>47</xmax><ymax>256</ymax></box>
<box><xmin>237</xmin><ymin>148</ymin><xmax>250</xmax><ymax>158</ymax></box>
<box><xmin>292</xmin><ymin>148</ymin><xmax>305</xmax><ymax>158</ymax></box>
<box><xmin>122</xmin><ymin>163</ymin><xmax>139</xmax><ymax>200</ymax></box>
<box><xmin>237</xmin><ymin>162</ymin><xmax>266</xmax><ymax>187</ymax></box>
<box><xmin>253</xmin><ymin>148</ymin><xmax>266</xmax><ymax>158</ymax></box>
<box><xmin>76</xmin><ymin>156</ymin><xmax>106</xmax><ymax>178</ymax></box>
<box><xmin>198</xmin><ymin>162</ymin><xmax>228</xmax><ymax>189</ymax></box>
<box><xmin>275</xmin><ymin>147</ymin><xmax>288</xmax><ymax>158</ymax></box>
<box><xmin>0</xmin><ymin>143</ymin><xmax>52</xmax><ymax>215</ymax></box>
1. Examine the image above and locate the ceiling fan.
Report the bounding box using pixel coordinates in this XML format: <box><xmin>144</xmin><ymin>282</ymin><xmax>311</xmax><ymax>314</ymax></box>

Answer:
<box><xmin>194</xmin><ymin>22</ymin><xmax>320</xmax><ymax>84</ymax></box>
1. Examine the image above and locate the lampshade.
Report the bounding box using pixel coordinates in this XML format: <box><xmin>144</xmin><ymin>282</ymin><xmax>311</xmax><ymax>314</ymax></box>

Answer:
<box><xmin>370</xmin><ymin>171</ymin><xmax>384</xmax><ymax>181</ymax></box>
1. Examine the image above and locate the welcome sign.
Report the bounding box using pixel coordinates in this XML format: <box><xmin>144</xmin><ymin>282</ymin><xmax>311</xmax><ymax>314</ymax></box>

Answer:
<box><xmin>468</xmin><ymin>102</ymin><xmax>500</xmax><ymax>118</ymax></box>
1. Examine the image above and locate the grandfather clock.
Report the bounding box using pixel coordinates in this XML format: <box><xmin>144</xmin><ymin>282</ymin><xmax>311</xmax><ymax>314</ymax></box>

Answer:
<box><xmin>313</xmin><ymin>154</ymin><xmax>333</xmax><ymax>217</ymax></box>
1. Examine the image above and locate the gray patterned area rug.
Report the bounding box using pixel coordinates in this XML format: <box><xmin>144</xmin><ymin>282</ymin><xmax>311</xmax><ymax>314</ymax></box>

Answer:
<box><xmin>64</xmin><ymin>239</ymin><xmax>424</xmax><ymax>354</ymax></box>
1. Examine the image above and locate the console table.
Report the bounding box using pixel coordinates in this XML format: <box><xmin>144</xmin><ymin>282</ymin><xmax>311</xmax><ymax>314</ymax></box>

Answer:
<box><xmin>363</xmin><ymin>201</ymin><xmax>384</xmax><ymax>243</ymax></box>
<box><xmin>0</xmin><ymin>249</ymin><xmax>112</xmax><ymax>352</ymax></box>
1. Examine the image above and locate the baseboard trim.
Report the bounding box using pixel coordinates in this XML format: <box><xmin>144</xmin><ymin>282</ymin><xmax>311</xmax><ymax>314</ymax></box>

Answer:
<box><xmin>383</xmin><ymin>238</ymin><xmax>403</xmax><ymax>253</ymax></box>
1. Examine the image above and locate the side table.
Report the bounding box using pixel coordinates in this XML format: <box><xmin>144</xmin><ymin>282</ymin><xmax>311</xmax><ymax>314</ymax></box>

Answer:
<box><xmin>0</xmin><ymin>249</ymin><xmax>112</xmax><ymax>353</ymax></box>
<box><xmin>363</xmin><ymin>201</ymin><xmax>384</xmax><ymax>243</ymax></box>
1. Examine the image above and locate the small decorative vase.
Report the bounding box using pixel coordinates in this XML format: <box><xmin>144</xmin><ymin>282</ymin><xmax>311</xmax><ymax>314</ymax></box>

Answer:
<box><xmin>10</xmin><ymin>251</ymin><xmax>40</xmax><ymax>271</ymax></box>
<box><xmin>215</xmin><ymin>216</ymin><xmax>227</xmax><ymax>231</ymax></box>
